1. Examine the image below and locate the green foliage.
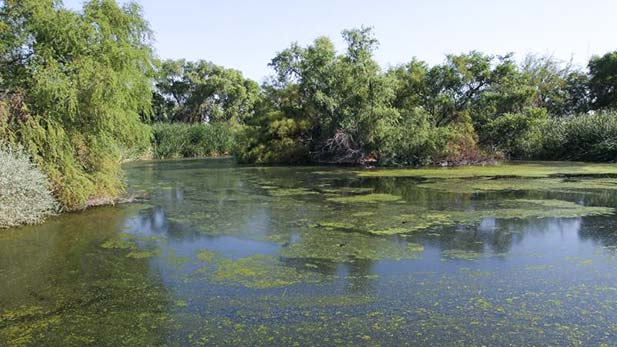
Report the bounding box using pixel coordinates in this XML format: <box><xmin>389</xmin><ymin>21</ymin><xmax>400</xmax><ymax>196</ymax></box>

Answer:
<box><xmin>530</xmin><ymin>111</ymin><xmax>617</xmax><ymax>162</ymax></box>
<box><xmin>484</xmin><ymin>107</ymin><xmax>548</xmax><ymax>158</ymax></box>
<box><xmin>235</xmin><ymin>110</ymin><xmax>311</xmax><ymax>164</ymax></box>
<box><xmin>0</xmin><ymin>143</ymin><xmax>57</xmax><ymax>228</ymax></box>
<box><xmin>589</xmin><ymin>51</ymin><xmax>617</xmax><ymax>110</ymax></box>
<box><xmin>151</xmin><ymin>123</ymin><xmax>235</xmax><ymax>159</ymax></box>
<box><xmin>151</xmin><ymin>59</ymin><xmax>261</xmax><ymax>124</ymax></box>
<box><xmin>236</xmin><ymin>31</ymin><xmax>601</xmax><ymax>166</ymax></box>
<box><xmin>0</xmin><ymin>0</ymin><xmax>155</xmax><ymax>209</ymax></box>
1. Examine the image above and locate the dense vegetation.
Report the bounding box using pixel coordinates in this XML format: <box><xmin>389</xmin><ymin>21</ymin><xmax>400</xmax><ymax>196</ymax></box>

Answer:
<box><xmin>150</xmin><ymin>28</ymin><xmax>617</xmax><ymax>166</ymax></box>
<box><xmin>151</xmin><ymin>123</ymin><xmax>234</xmax><ymax>159</ymax></box>
<box><xmin>0</xmin><ymin>0</ymin><xmax>154</xmax><ymax>209</ymax></box>
<box><xmin>3</xmin><ymin>0</ymin><xmax>617</xmax><ymax>224</ymax></box>
<box><xmin>234</xmin><ymin>28</ymin><xmax>617</xmax><ymax>165</ymax></box>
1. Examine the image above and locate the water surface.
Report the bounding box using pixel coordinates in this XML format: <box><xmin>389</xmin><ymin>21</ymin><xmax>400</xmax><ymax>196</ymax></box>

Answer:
<box><xmin>2</xmin><ymin>159</ymin><xmax>617</xmax><ymax>346</ymax></box>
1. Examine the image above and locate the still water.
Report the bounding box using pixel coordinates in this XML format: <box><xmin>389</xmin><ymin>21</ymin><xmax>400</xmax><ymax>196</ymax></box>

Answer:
<box><xmin>2</xmin><ymin>158</ymin><xmax>617</xmax><ymax>346</ymax></box>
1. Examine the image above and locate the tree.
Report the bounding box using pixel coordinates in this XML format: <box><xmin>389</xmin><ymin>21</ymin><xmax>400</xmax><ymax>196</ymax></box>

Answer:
<box><xmin>0</xmin><ymin>0</ymin><xmax>155</xmax><ymax>208</ymax></box>
<box><xmin>589</xmin><ymin>51</ymin><xmax>617</xmax><ymax>110</ymax></box>
<box><xmin>152</xmin><ymin>60</ymin><xmax>260</xmax><ymax>124</ymax></box>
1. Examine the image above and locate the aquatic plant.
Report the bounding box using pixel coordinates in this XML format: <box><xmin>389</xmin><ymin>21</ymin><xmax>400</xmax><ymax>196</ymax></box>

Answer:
<box><xmin>356</xmin><ymin>162</ymin><xmax>617</xmax><ymax>178</ymax></box>
<box><xmin>280</xmin><ymin>228</ymin><xmax>425</xmax><ymax>262</ymax></box>
<box><xmin>212</xmin><ymin>254</ymin><xmax>322</xmax><ymax>289</ymax></box>
<box><xmin>327</xmin><ymin>193</ymin><xmax>402</xmax><ymax>204</ymax></box>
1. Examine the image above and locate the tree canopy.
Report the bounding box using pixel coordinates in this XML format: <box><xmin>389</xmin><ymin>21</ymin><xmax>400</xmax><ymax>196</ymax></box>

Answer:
<box><xmin>0</xmin><ymin>0</ymin><xmax>155</xmax><ymax>208</ymax></box>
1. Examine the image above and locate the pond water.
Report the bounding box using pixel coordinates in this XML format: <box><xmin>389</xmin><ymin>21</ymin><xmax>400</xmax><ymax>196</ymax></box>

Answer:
<box><xmin>2</xmin><ymin>158</ymin><xmax>617</xmax><ymax>346</ymax></box>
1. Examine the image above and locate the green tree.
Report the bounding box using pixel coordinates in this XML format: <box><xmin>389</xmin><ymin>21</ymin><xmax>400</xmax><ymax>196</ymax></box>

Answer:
<box><xmin>589</xmin><ymin>51</ymin><xmax>617</xmax><ymax>110</ymax></box>
<box><xmin>0</xmin><ymin>0</ymin><xmax>155</xmax><ymax>209</ymax></box>
<box><xmin>152</xmin><ymin>60</ymin><xmax>260</xmax><ymax>124</ymax></box>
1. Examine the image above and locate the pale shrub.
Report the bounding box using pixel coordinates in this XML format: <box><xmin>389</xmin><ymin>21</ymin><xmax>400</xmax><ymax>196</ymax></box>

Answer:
<box><xmin>0</xmin><ymin>144</ymin><xmax>58</xmax><ymax>228</ymax></box>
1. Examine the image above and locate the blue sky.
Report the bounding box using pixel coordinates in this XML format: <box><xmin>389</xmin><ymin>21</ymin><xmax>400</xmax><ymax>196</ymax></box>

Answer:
<box><xmin>63</xmin><ymin>0</ymin><xmax>617</xmax><ymax>82</ymax></box>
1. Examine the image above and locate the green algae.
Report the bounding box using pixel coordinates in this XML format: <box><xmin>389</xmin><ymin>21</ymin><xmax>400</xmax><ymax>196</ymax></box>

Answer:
<box><xmin>126</xmin><ymin>249</ymin><xmax>161</xmax><ymax>259</ymax></box>
<box><xmin>312</xmin><ymin>221</ymin><xmax>356</xmax><ymax>230</ymax></box>
<box><xmin>327</xmin><ymin>193</ymin><xmax>402</xmax><ymax>204</ymax></box>
<box><xmin>265</xmin><ymin>187</ymin><xmax>319</xmax><ymax>197</ymax></box>
<box><xmin>280</xmin><ymin>228</ymin><xmax>425</xmax><ymax>262</ymax></box>
<box><xmin>350</xmin><ymin>211</ymin><xmax>375</xmax><ymax>217</ymax></box>
<box><xmin>321</xmin><ymin>187</ymin><xmax>374</xmax><ymax>194</ymax></box>
<box><xmin>493</xmin><ymin>199</ymin><xmax>614</xmax><ymax>219</ymax></box>
<box><xmin>357</xmin><ymin>161</ymin><xmax>617</xmax><ymax>179</ymax></box>
<box><xmin>441</xmin><ymin>249</ymin><xmax>482</xmax><ymax>260</ymax></box>
<box><xmin>196</xmin><ymin>249</ymin><xmax>219</xmax><ymax>262</ymax></box>
<box><xmin>419</xmin><ymin>177</ymin><xmax>617</xmax><ymax>194</ymax></box>
<box><xmin>368</xmin><ymin>227</ymin><xmax>410</xmax><ymax>235</ymax></box>
<box><xmin>212</xmin><ymin>254</ymin><xmax>322</xmax><ymax>289</ymax></box>
<box><xmin>7</xmin><ymin>159</ymin><xmax>617</xmax><ymax>346</ymax></box>
<box><xmin>101</xmin><ymin>238</ymin><xmax>136</xmax><ymax>250</ymax></box>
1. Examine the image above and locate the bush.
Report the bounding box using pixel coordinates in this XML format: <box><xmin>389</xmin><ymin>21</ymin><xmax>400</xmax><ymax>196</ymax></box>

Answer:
<box><xmin>233</xmin><ymin>111</ymin><xmax>311</xmax><ymax>164</ymax></box>
<box><xmin>484</xmin><ymin>107</ymin><xmax>548</xmax><ymax>158</ymax></box>
<box><xmin>151</xmin><ymin>123</ymin><xmax>235</xmax><ymax>159</ymax></box>
<box><xmin>0</xmin><ymin>144</ymin><xmax>57</xmax><ymax>228</ymax></box>
<box><xmin>532</xmin><ymin>112</ymin><xmax>617</xmax><ymax>162</ymax></box>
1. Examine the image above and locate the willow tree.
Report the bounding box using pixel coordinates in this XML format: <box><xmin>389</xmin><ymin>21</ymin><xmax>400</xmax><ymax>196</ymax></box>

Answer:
<box><xmin>0</xmin><ymin>0</ymin><xmax>155</xmax><ymax>209</ymax></box>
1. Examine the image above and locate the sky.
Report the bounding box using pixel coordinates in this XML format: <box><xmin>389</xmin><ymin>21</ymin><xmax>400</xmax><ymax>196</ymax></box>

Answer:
<box><xmin>63</xmin><ymin>0</ymin><xmax>617</xmax><ymax>82</ymax></box>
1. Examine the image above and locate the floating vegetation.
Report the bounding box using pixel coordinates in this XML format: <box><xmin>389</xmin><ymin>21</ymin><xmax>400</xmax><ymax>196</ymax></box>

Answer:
<box><xmin>418</xmin><ymin>177</ymin><xmax>617</xmax><ymax>194</ymax></box>
<box><xmin>264</xmin><ymin>187</ymin><xmax>319</xmax><ymax>197</ymax></box>
<box><xmin>100</xmin><ymin>238</ymin><xmax>136</xmax><ymax>250</ymax></box>
<box><xmin>320</xmin><ymin>187</ymin><xmax>374</xmax><ymax>194</ymax></box>
<box><xmin>7</xmin><ymin>160</ymin><xmax>617</xmax><ymax>346</ymax></box>
<box><xmin>196</xmin><ymin>249</ymin><xmax>218</xmax><ymax>262</ymax></box>
<box><xmin>212</xmin><ymin>254</ymin><xmax>322</xmax><ymax>289</ymax></box>
<box><xmin>356</xmin><ymin>162</ymin><xmax>617</xmax><ymax>178</ymax></box>
<box><xmin>312</xmin><ymin>221</ymin><xmax>356</xmax><ymax>230</ymax></box>
<box><xmin>493</xmin><ymin>199</ymin><xmax>614</xmax><ymax>219</ymax></box>
<box><xmin>368</xmin><ymin>227</ymin><xmax>410</xmax><ymax>235</ymax></box>
<box><xmin>280</xmin><ymin>229</ymin><xmax>425</xmax><ymax>262</ymax></box>
<box><xmin>126</xmin><ymin>249</ymin><xmax>161</xmax><ymax>259</ymax></box>
<box><xmin>327</xmin><ymin>193</ymin><xmax>402</xmax><ymax>204</ymax></box>
<box><xmin>441</xmin><ymin>249</ymin><xmax>482</xmax><ymax>260</ymax></box>
<box><xmin>351</xmin><ymin>211</ymin><xmax>375</xmax><ymax>217</ymax></box>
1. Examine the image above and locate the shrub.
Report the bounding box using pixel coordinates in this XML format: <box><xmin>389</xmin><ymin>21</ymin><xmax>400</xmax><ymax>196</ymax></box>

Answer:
<box><xmin>151</xmin><ymin>123</ymin><xmax>235</xmax><ymax>159</ymax></box>
<box><xmin>532</xmin><ymin>111</ymin><xmax>617</xmax><ymax>162</ymax></box>
<box><xmin>234</xmin><ymin>111</ymin><xmax>311</xmax><ymax>164</ymax></box>
<box><xmin>0</xmin><ymin>144</ymin><xmax>57</xmax><ymax>228</ymax></box>
<box><xmin>484</xmin><ymin>107</ymin><xmax>548</xmax><ymax>158</ymax></box>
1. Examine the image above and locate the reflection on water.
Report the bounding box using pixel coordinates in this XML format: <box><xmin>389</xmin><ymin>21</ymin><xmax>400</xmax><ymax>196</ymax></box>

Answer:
<box><xmin>2</xmin><ymin>158</ymin><xmax>617</xmax><ymax>346</ymax></box>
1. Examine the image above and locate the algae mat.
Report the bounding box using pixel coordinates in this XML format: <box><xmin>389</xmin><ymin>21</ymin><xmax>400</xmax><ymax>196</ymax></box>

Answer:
<box><xmin>3</xmin><ymin>158</ymin><xmax>617</xmax><ymax>346</ymax></box>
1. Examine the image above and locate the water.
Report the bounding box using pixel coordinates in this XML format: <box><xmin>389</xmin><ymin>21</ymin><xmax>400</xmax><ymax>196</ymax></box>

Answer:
<box><xmin>2</xmin><ymin>158</ymin><xmax>617</xmax><ymax>346</ymax></box>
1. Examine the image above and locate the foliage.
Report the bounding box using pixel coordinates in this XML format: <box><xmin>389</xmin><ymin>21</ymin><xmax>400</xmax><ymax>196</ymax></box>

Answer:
<box><xmin>530</xmin><ymin>111</ymin><xmax>617</xmax><ymax>162</ymax></box>
<box><xmin>235</xmin><ymin>29</ymin><xmax>614</xmax><ymax>166</ymax></box>
<box><xmin>151</xmin><ymin>122</ymin><xmax>235</xmax><ymax>159</ymax></box>
<box><xmin>151</xmin><ymin>60</ymin><xmax>261</xmax><ymax>124</ymax></box>
<box><xmin>484</xmin><ymin>107</ymin><xmax>548</xmax><ymax>158</ymax></box>
<box><xmin>0</xmin><ymin>0</ymin><xmax>155</xmax><ymax>209</ymax></box>
<box><xmin>589</xmin><ymin>51</ymin><xmax>617</xmax><ymax>110</ymax></box>
<box><xmin>0</xmin><ymin>143</ymin><xmax>57</xmax><ymax>228</ymax></box>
